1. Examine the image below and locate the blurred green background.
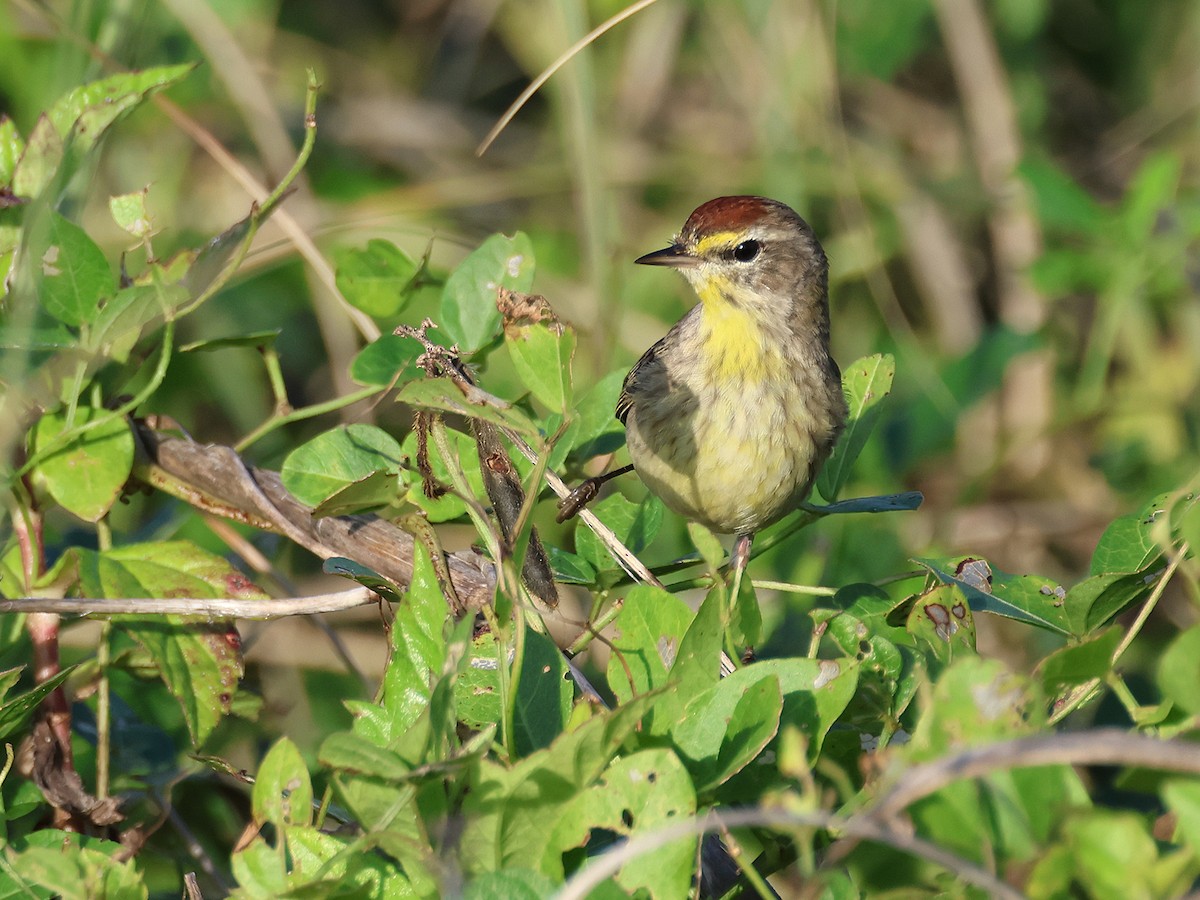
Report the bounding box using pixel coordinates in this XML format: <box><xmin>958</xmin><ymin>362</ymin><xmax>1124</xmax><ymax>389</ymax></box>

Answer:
<box><xmin>2</xmin><ymin>0</ymin><xmax>1197</xmax><ymax>733</ymax></box>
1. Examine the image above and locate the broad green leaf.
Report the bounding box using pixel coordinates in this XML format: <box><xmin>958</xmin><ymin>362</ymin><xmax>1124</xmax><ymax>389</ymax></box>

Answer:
<box><xmin>574</xmin><ymin>493</ymin><xmax>663</xmax><ymax>573</ymax></box>
<box><xmin>36</xmin><ymin>212</ymin><xmax>116</xmax><ymax>326</ymax></box>
<box><xmin>1121</xmin><ymin>153</ymin><xmax>1180</xmax><ymax>239</ymax></box>
<box><xmin>0</xmin><ymin>115</ymin><xmax>23</xmax><ymax>185</ymax></box>
<box><xmin>252</xmin><ymin>737</ymin><xmax>312</xmax><ymax>829</ymax></box>
<box><xmin>456</xmin><ymin>626</ymin><xmax>571</xmax><ymax>756</ymax></box>
<box><xmin>818</xmin><ymin>353</ymin><xmax>894</xmax><ymax>501</ymax></box>
<box><xmin>672</xmin><ymin>672</ymin><xmax>783</xmax><ymax>792</ymax></box>
<box><xmin>284</xmin><ymin>827</ymin><xmax>415</xmax><ymax>896</ymax></box>
<box><xmin>1020</xmin><ymin>156</ymin><xmax>1105</xmax><ymax>235</ymax></box>
<box><xmin>687</xmin><ymin>522</ymin><xmax>726</xmax><ymax>574</ymax></box>
<box><xmin>1064</xmin><ymin>810</ymin><xmax>1159</xmax><ymax>900</ymax></box>
<box><xmin>440</xmin><ymin>232</ymin><xmax>535</xmax><ymax>352</ymax></box>
<box><xmin>461</xmin><ymin>691</ymin><xmax>661</xmax><ymax>877</ymax></box>
<box><xmin>32</xmin><ymin>407</ymin><xmax>133</xmax><ymax>522</ymax></box>
<box><xmin>1157</xmin><ymin>624</ymin><xmax>1200</xmax><ymax>715</ymax></box>
<box><xmin>906</xmin><ymin>583</ymin><xmax>976</xmax><ymax>666</ymax></box>
<box><xmin>1069</xmin><ymin>571</ymin><xmax>1159</xmax><ymax>635</ymax></box>
<box><xmin>349</xmin><ymin>334</ymin><xmax>425</xmax><ymax>386</ymax></box>
<box><xmin>311</xmin><ymin>468</ymin><xmax>411</xmax><ymax>518</ymax></box>
<box><xmin>400</xmin><ymin>425</ymin><xmax>491</xmax><ymax>523</ymax></box>
<box><xmin>548</xmin><ymin>749</ymin><xmax>697</xmax><ymax>897</ymax></box>
<box><xmin>11</xmin><ymin>115</ymin><xmax>62</xmax><ymax>199</ymax></box>
<box><xmin>86</xmin><ymin>281</ymin><xmax>185</xmax><ymax>363</ymax></box>
<box><xmin>907</xmin><ymin>657</ymin><xmax>1042</xmax><ymax>758</ymax></box>
<box><xmin>464</xmin><ymin>870</ymin><xmax>556</xmax><ymax>900</ymax></box>
<box><xmin>74</xmin><ymin>541</ymin><xmax>256</xmax><ymax>745</ymax></box>
<box><xmin>231</xmin><ymin>837</ymin><xmax>287</xmax><ymax>898</ymax></box>
<box><xmin>545</xmin><ymin>546</ymin><xmax>596</xmax><ymax>585</ymax></box>
<box><xmin>915</xmin><ymin>556</ymin><xmax>1070</xmax><ymax>634</ymax></box>
<box><xmin>108</xmin><ymin>188</ymin><xmax>152</xmax><ymax>238</ymax></box>
<box><xmin>506</xmin><ymin>322</ymin><xmax>575</xmax><ymax>412</ymax></box>
<box><xmin>1090</xmin><ymin>493</ymin><xmax>1168</xmax><ymax>576</ymax></box>
<box><xmin>376</xmin><ymin>543</ymin><xmax>451</xmax><ymax>741</ymax></box>
<box><xmin>318</xmin><ymin>732</ymin><xmax>411</xmax><ymax>780</ymax></box>
<box><xmin>0</xmin><ymin>667</ymin><xmax>75</xmax><ymax>742</ymax></box>
<box><xmin>605</xmin><ymin>584</ymin><xmax>693</xmax><ymax>723</ymax></box>
<box><xmin>334</xmin><ymin>239</ymin><xmax>418</xmax><ymax>317</ymax></box>
<box><xmin>10</xmin><ymin>840</ymin><xmax>146</xmax><ymax>900</ymax></box>
<box><xmin>564</xmin><ymin>368</ymin><xmax>627</xmax><ymax>461</ymax></box>
<box><xmin>280</xmin><ymin>423</ymin><xmax>405</xmax><ymax>507</ymax></box>
<box><xmin>1163</xmin><ymin>780</ymin><xmax>1200</xmax><ymax>856</ymax></box>
<box><xmin>48</xmin><ymin>64</ymin><xmax>194</xmax><ymax>143</ymax></box>
<box><xmin>731</xmin><ymin>567</ymin><xmax>762</xmax><ymax>648</ymax></box>
<box><xmin>395</xmin><ymin>377</ymin><xmax>539</xmax><ymax>437</ymax></box>
<box><xmin>1038</xmin><ymin>626</ymin><xmax>1121</xmax><ymax>694</ymax></box>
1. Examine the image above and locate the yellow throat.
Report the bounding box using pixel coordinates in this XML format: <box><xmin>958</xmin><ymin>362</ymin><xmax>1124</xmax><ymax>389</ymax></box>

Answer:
<box><xmin>694</xmin><ymin>275</ymin><xmax>784</xmax><ymax>383</ymax></box>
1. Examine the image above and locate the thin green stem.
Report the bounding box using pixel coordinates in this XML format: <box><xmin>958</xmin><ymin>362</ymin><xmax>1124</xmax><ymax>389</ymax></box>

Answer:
<box><xmin>96</xmin><ymin>621</ymin><xmax>112</xmax><ymax>800</ymax></box>
<box><xmin>752</xmin><ymin>580</ymin><xmax>837</xmax><ymax>595</ymax></box>
<box><xmin>234</xmin><ymin>385</ymin><xmax>382</xmax><ymax>453</ymax></box>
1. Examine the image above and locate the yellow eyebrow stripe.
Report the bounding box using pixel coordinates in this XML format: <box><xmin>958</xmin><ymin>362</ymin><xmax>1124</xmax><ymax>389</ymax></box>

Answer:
<box><xmin>693</xmin><ymin>231</ymin><xmax>741</xmax><ymax>255</ymax></box>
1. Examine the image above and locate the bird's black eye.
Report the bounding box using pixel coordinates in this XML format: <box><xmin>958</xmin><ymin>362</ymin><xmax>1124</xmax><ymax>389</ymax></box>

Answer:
<box><xmin>732</xmin><ymin>240</ymin><xmax>761</xmax><ymax>262</ymax></box>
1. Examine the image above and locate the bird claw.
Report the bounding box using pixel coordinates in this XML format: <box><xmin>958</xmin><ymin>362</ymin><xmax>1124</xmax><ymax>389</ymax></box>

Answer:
<box><xmin>556</xmin><ymin>478</ymin><xmax>601</xmax><ymax>523</ymax></box>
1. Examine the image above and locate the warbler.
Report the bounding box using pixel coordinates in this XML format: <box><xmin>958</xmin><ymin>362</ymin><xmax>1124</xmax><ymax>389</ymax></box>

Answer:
<box><xmin>561</xmin><ymin>196</ymin><xmax>847</xmax><ymax>570</ymax></box>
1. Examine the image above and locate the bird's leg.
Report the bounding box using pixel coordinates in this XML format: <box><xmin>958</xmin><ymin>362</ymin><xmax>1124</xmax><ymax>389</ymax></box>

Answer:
<box><xmin>556</xmin><ymin>464</ymin><xmax>635</xmax><ymax>523</ymax></box>
<box><xmin>729</xmin><ymin>532</ymin><xmax>753</xmax><ymax>600</ymax></box>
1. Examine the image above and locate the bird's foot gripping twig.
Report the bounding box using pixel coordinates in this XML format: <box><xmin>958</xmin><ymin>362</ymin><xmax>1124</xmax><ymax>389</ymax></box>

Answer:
<box><xmin>555</xmin><ymin>464</ymin><xmax>635</xmax><ymax>523</ymax></box>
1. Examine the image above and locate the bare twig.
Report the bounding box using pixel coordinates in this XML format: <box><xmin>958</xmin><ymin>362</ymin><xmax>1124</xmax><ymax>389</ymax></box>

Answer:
<box><xmin>869</xmin><ymin>728</ymin><xmax>1200</xmax><ymax>822</ymax></box>
<box><xmin>0</xmin><ymin>587</ymin><xmax>377</xmax><ymax>619</ymax></box>
<box><xmin>554</xmin><ymin>807</ymin><xmax>1024</xmax><ymax>900</ymax></box>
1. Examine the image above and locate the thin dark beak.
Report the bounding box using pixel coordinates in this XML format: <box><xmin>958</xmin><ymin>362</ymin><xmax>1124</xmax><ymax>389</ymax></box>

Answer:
<box><xmin>634</xmin><ymin>244</ymin><xmax>699</xmax><ymax>268</ymax></box>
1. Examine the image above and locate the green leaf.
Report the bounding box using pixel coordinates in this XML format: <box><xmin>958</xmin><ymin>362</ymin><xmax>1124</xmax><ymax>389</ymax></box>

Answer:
<box><xmin>1090</xmin><ymin>493</ymin><xmax>1168</xmax><ymax>576</ymax></box>
<box><xmin>1069</xmin><ymin>571</ymin><xmax>1159</xmax><ymax>634</ymax></box>
<box><xmin>545</xmin><ymin>546</ymin><xmax>596</xmax><ymax>585</ymax></box>
<box><xmin>906</xmin><ymin>584</ymin><xmax>976</xmax><ymax>666</ymax></box>
<box><xmin>32</xmin><ymin>407</ymin><xmax>133</xmax><ymax>522</ymax></box>
<box><xmin>1157</xmin><ymin>624</ymin><xmax>1200</xmax><ymax>715</ymax></box>
<box><xmin>457</xmin><ymin>626</ymin><xmax>572</xmax><ymax>756</ymax></box>
<box><xmin>280</xmin><ymin>424</ymin><xmax>405</xmax><ymax>507</ymax></box>
<box><xmin>179</xmin><ymin>330</ymin><xmax>280</xmax><ymax>352</ymax></box>
<box><xmin>0</xmin><ymin>115</ymin><xmax>23</xmax><ymax>185</ymax></box>
<box><xmin>605</xmin><ymin>585</ymin><xmax>693</xmax><ymax>727</ymax></box>
<box><xmin>549</xmin><ymin>749</ymin><xmax>697</xmax><ymax>897</ymax></box>
<box><xmin>464</xmin><ymin>870</ymin><xmax>556</xmax><ymax>900</ymax></box>
<box><xmin>1064</xmin><ymin>810</ymin><xmax>1159</xmax><ymax>900</ymax></box>
<box><xmin>672</xmin><ymin>673</ymin><xmax>784</xmax><ymax>792</ymax></box>
<box><xmin>310</xmin><ymin>468</ymin><xmax>411</xmax><ymax>518</ymax></box>
<box><xmin>334</xmin><ymin>239</ymin><xmax>419</xmax><ymax>318</ymax></box>
<box><xmin>730</xmin><ymin>568</ymin><xmax>762</xmax><ymax>648</ymax></box>
<box><xmin>908</xmin><ymin>657</ymin><xmax>1041</xmax><ymax>758</ymax></box>
<box><xmin>914</xmin><ymin>556</ymin><xmax>1070</xmax><ymax>634</ymax></box>
<box><xmin>376</xmin><ymin>542</ymin><xmax>451</xmax><ymax>741</ymax></box>
<box><xmin>1162</xmin><ymin>780</ymin><xmax>1200</xmax><ymax>855</ymax></box>
<box><xmin>506</xmin><ymin>322</ymin><xmax>575</xmax><ymax>412</ymax></box>
<box><xmin>11</xmin><ymin>115</ymin><xmax>62</xmax><ymax>199</ymax></box>
<box><xmin>75</xmin><ymin>541</ymin><xmax>257</xmax><ymax>745</ymax></box>
<box><xmin>395</xmin><ymin>377</ymin><xmax>540</xmax><ymax>438</ymax></box>
<box><xmin>349</xmin><ymin>334</ymin><xmax>426</xmax><ymax>387</ymax></box>
<box><xmin>441</xmin><ymin>232</ymin><xmax>535</xmax><ymax>352</ymax></box>
<box><xmin>108</xmin><ymin>188</ymin><xmax>152</xmax><ymax>238</ymax></box>
<box><xmin>1039</xmin><ymin>627</ymin><xmax>1121</xmax><ymax>693</ymax></box>
<box><xmin>48</xmin><ymin>64</ymin><xmax>194</xmax><ymax>145</ymax></box>
<box><xmin>564</xmin><ymin>368</ymin><xmax>627</xmax><ymax>461</ymax></box>
<box><xmin>817</xmin><ymin>353</ymin><xmax>894</xmax><ymax>502</ymax></box>
<box><xmin>284</xmin><ymin>828</ymin><xmax>415</xmax><ymax>896</ymax></box>
<box><xmin>574</xmin><ymin>493</ymin><xmax>663</xmax><ymax>573</ymax></box>
<box><xmin>686</xmin><ymin>522</ymin><xmax>726</xmax><ymax>574</ymax></box>
<box><xmin>86</xmin><ymin>281</ymin><xmax>185</xmax><ymax>363</ymax></box>
<box><xmin>322</xmin><ymin>557</ymin><xmax>404</xmax><ymax>604</ymax></box>
<box><xmin>252</xmin><ymin>737</ymin><xmax>312</xmax><ymax>829</ymax></box>
<box><xmin>0</xmin><ymin>667</ymin><xmax>75</xmax><ymax>742</ymax></box>
<box><xmin>36</xmin><ymin>212</ymin><xmax>116</xmax><ymax>326</ymax></box>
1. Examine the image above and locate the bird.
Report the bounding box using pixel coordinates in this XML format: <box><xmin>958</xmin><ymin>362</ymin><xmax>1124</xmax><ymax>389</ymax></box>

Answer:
<box><xmin>559</xmin><ymin>196</ymin><xmax>848</xmax><ymax>580</ymax></box>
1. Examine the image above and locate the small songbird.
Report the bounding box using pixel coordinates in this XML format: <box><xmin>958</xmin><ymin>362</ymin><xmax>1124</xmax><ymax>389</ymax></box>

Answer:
<box><xmin>561</xmin><ymin>196</ymin><xmax>848</xmax><ymax>575</ymax></box>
